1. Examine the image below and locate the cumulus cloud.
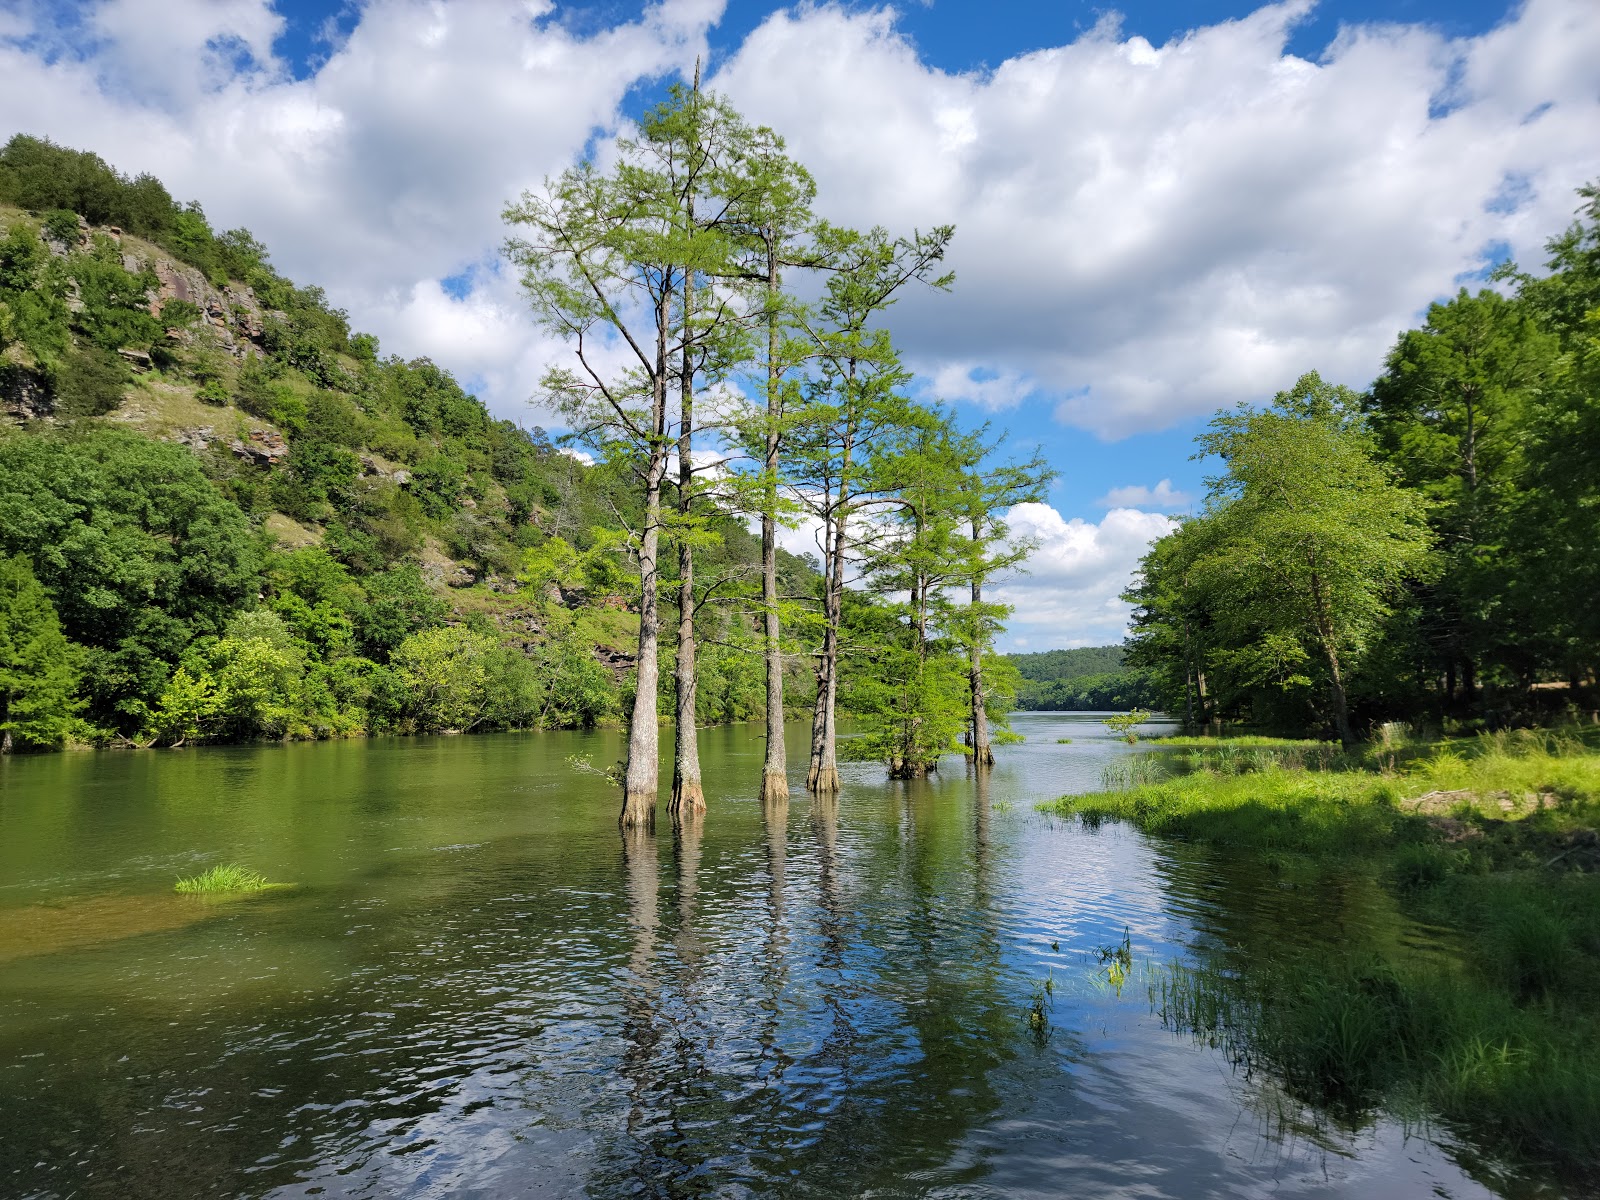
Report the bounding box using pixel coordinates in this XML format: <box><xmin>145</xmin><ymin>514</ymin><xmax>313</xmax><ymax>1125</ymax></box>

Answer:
<box><xmin>714</xmin><ymin>0</ymin><xmax>1600</xmax><ymax>436</ymax></box>
<box><xmin>993</xmin><ymin>502</ymin><xmax>1176</xmax><ymax>649</ymax></box>
<box><xmin>1097</xmin><ymin>479</ymin><xmax>1193</xmax><ymax>510</ymax></box>
<box><xmin>0</xmin><ymin>0</ymin><xmax>722</xmax><ymax>423</ymax></box>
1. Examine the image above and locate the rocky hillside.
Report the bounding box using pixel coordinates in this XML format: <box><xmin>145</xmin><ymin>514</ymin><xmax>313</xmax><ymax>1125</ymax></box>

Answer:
<box><xmin>0</xmin><ymin>134</ymin><xmax>816</xmax><ymax>749</ymax></box>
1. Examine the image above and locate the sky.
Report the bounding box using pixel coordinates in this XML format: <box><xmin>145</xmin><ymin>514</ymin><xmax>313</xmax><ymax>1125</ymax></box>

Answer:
<box><xmin>2</xmin><ymin>0</ymin><xmax>1597</xmax><ymax>650</ymax></box>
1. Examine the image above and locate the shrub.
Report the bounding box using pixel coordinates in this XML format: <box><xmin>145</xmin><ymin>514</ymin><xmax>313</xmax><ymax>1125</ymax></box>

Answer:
<box><xmin>51</xmin><ymin>346</ymin><xmax>128</xmax><ymax>416</ymax></box>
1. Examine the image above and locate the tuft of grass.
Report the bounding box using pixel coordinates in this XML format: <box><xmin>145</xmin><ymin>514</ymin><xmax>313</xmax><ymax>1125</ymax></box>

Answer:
<box><xmin>174</xmin><ymin>863</ymin><xmax>280</xmax><ymax>895</ymax></box>
<box><xmin>1100</xmin><ymin>754</ymin><xmax>1168</xmax><ymax>793</ymax></box>
<box><xmin>1056</xmin><ymin>737</ymin><xmax>1073</xmax><ymax>744</ymax></box>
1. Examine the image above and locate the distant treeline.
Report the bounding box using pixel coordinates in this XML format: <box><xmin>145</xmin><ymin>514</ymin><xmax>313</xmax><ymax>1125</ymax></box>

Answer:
<box><xmin>1005</xmin><ymin>646</ymin><xmax>1159</xmax><ymax>712</ymax></box>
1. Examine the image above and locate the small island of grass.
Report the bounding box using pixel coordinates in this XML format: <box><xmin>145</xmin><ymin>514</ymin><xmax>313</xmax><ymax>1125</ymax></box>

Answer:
<box><xmin>174</xmin><ymin>864</ymin><xmax>286</xmax><ymax>895</ymax></box>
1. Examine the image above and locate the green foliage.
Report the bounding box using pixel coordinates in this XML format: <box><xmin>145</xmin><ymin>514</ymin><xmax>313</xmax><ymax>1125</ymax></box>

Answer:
<box><xmin>391</xmin><ymin>625</ymin><xmax>502</xmax><ymax>732</ymax></box>
<box><xmin>51</xmin><ymin>346</ymin><xmax>129</xmax><ymax>416</ymax></box>
<box><xmin>0</xmin><ymin>429</ymin><xmax>260</xmax><ymax>733</ymax></box>
<box><xmin>42</xmin><ymin>209</ymin><xmax>80</xmax><ymax>244</ymax></box>
<box><xmin>1011</xmin><ymin>645</ymin><xmax>1127</xmax><ymax>682</ymax></box>
<box><xmin>1088</xmin><ymin>758</ymin><xmax>1600</xmax><ymax>1186</ymax></box>
<box><xmin>1101</xmin><ymin>709</ymin><xmax>1151</xmax><ymax>741</ymax></box>
<box><xmin>174</xmin><ymin>864</ymin><xmax>278</xmax><ymax>894</ymax></box>
<box><xmin>0</xmin><ymin>554</ymin><xmax>79</xmax><ymax>751</ymax></box>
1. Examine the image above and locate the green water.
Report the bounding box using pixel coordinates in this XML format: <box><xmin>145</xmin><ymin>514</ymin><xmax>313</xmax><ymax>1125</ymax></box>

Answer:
<box><xmin>0</xmin><ymin>717</ymin><xmax>1521</xmax><ymax>1197</ymax></box>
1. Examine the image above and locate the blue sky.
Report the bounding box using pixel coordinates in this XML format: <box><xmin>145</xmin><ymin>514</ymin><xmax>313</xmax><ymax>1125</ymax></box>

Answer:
<box><xmin>2</xmin><ymin>0</ymin><xmax>1594</xmax><ymax>647</ymax></box>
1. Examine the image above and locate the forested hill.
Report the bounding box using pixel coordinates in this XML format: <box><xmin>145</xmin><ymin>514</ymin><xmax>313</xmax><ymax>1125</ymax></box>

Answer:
<box><xmin>0</xmin><ymin>134</ymin><xmax>817</xmax><ymax>750</ymax></box>
<box><xmin>1004</xmin><ymin>646</ymin><xmax>1158</xmax><ymax>711</ymax></box>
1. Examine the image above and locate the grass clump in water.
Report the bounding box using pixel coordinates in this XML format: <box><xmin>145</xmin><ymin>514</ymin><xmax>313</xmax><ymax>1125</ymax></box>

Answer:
<box><xmin>174</xmin><ymin>864</ymin><xmax>280</xmax><ymax>895</ymax></box>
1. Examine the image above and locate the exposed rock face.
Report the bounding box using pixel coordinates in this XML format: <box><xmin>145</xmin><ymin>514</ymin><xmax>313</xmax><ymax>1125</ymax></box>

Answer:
<box><xmin>129</xmin><ymin>253</ymin><xmax>270</xmax><ymax>359</ymax></box>
<box><xmin>229</xmin><ymin>429</ymin><xmax>289</xmax><ymax>465</ymax></box>
<box><xmin>170</xmin><ymin>426</ymin><xmax>215</xmax><ymax>451</ymax></box>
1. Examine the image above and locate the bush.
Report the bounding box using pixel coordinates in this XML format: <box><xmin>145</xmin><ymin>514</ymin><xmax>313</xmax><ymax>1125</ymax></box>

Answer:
<box><xmin>51</xmin><ymin>346</ymin><xmax>128</xmax><ymax>416</ymax></box>
<box><xmin>42</xmin><ymin>209</ymin><xmax>80</xmax><ymax>244</ymax></box>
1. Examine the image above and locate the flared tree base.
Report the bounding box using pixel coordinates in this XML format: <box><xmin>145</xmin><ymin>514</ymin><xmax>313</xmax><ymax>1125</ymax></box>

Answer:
<box><xmin>759</xmin><ymin>771</ymin><xmax>790</xmax><ymax>802</ymax></box>
<box><xmin>810</xmin><ymin>764</ymin><xmax>841</xmax><ymax>794</ymax></box>
<box><xmin>669</xmin><ymin>779</ymin><xmax>706</xmax><ymax>817</ymax></box>
<box><xmin>619</xmin><ymin>788</ymin><xmax>657</xmax><ymax>830</ymax></box>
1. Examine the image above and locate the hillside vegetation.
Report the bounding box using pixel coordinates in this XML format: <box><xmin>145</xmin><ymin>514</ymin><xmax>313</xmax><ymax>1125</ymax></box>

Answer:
<box><xmin>0</xmin><ymin>134</ymin><xmax>816</xmax><ymax>750</ymax></box>
<box><xmin>1006</xmin><ymin>645</ymin><xmax>1158</xmax><ymax>711</ymax></box>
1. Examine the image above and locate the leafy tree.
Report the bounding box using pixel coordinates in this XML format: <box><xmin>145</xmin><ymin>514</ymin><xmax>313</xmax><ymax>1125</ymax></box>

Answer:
<box><xmin>1194</xmin><ymin>377</ymin><xmax>1434</xmax><ymax>744</ymax></box>
<box><xmin>504</xmin><ymin>85</ymin><xmax>748</xmax><ymax>827</ymax></box>
<box><xmin>1366</xmin><ymin>289</ymin><xmax>1558</xmax><ymax>701</ymax></box>
<box><xmin>68</xmin><ymin>252</ymin><xmax>160</xmax><ymax>351</ymax></box>
<box><xmin>787</xmin><ymin>224</ymin><xmax>954</xmax><ymax>792</ymax></box>
<box><xmin>947</xmin><ymin>431</ymin><xmax>1052</xmax><ymax>764</ymax></box>
<box><xmin>0</xmin><ymin>554</ymin><xmax>79</xmax><ymax>752</ymax></box>
<box><xmin>0</xmin><ymin>429</ymin><xmax>259</xmax><ymax>733</ymax></box>
<box><xmin>356</xmin><ymin>565</ymin><xmax>447</xmax><ymax>659</ymax></box>
<box><xmin>393</xmin><ymin>626</ymin><xmax>483</xmax><ymax>731</ymax></box>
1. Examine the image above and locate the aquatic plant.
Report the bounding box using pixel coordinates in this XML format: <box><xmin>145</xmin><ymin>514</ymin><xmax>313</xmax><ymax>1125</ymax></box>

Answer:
<box><xmin>1100</xmin><ymin>755</ymin><xmax>1167</xmax><ymax>793</ymax></box>
<box><xmin>1055</xmin><ymin>737</ymin><xmax>1073</xmax><ymax>744</ymax></box>
<box><xmin>1095</xmin><ymin>928</ymin><xmax>1133</xmax><ymax>994</ymax></box>
<box><xmin>174</xmin><ymin>863</ymin><xmax>277</xmax><ymax>894</ymax></box>
<box><xmin>1025</xmin><ymin>980</ymin><xmax>1052</xmax><ymax>1044</ymax></box>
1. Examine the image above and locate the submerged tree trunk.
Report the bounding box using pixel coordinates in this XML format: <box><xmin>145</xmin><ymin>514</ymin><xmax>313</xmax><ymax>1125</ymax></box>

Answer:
<box><xmin>621</xmin><ymin>290</ymin><xmax>674</xmax><ymax>830</ymax></box>
<box><xmin>969</xmin><ymin>644</ymin><xmax>992</xmax><ymax>767</ymax></box>
<box><xmin>759</xmin><ymin>249</ymin><xmax>788</xmax><ymax>803</ymax></box>
<box><xmin>968</xmin><ymin>526</ymin><xmax>993</xmax><ymax>767</ymax></box>
<box><xmin>622</xmin><ymin>452</ymin><xmax>666</xmax><ymax>828</ymax></box>
<box><xmin>671</xmin><ymin>271</ymin><xmax>704</xmax><ymax>818</ymax></box>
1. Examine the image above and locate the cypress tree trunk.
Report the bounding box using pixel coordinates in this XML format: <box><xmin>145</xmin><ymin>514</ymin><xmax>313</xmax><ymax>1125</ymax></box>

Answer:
<box><xmin>670</xmin><ymin>266</ymin><xmax>703</xmax><ymax>818</ymax></box>
<box><xmin>622</xmin><ymin>453</ymin><xmax>665</xmax><ymax>828</ymax></box>
<box><xmin>810</xmin><ymin>499</ymin><xmax>844</xmax><ymax>794</ymax></box>
<box><xmin>969</xmin><ymin>533</ymin><xmax>993</xmax><ymax>767</ymax></box>
<box><xmin>759</xmin><ymin>244</ymin><xmax>788</xmax><ymax>803</ymax></box>
<box><xmin>621</xmin><ymin>292</ymin><xmax>674</xmax><ymax>830</ymax></box>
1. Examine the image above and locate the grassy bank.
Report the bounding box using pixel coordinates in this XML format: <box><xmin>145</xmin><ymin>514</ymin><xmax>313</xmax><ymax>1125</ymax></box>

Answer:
<box><xmin>1044</xmin><ymin>730</ymin><xmax>1600</xmax><ymax>1186</ymax></box>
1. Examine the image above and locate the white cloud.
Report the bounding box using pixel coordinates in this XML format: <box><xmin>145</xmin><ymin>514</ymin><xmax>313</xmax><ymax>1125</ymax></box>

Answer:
<box><xmin>992</xmin><ymin>502</ymin><xmax>1176</xmax><ymax>649</ymax></box>
<box><xmin>1097</xmin><ymin>479</ymin><xmax>1193</xmax><ymax>510</ymax></box>
<box><xmin>0</xmin><ymin>0</ymin><xmax>721</xmax><ymax>423</ymax></box>
<box><xmin>713</xmin><ymin>0</ymin><xmax>1600</xmax><ymax>437</ymax></box>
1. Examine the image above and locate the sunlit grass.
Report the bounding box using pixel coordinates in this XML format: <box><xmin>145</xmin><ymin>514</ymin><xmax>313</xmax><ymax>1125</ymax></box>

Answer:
<box><xmin>174</xmin><ymin>863</ymin><xmax>282</xmax><ymax>895</ymax></box>
<box><xmin>1053</xmin><ymin>727</ymin><xmax>1600</xmax><ymax>1185</ymax></box>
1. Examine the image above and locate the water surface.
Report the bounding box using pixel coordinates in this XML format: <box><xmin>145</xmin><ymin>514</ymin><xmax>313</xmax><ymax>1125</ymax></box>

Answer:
<box><xmin>0</xmin><ymin>716</ymin><xmax>1527</xmax><ymax>1197</ymax></box>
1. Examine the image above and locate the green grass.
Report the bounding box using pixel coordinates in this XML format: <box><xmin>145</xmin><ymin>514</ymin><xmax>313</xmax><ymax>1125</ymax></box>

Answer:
<box><xmin>1148</xmin><ymin>734</ymin><xmax>1333</xmax><ymax>748</ymax></box>
<box><xmin>174</xmin><ymin>863</ymin><xmax>283</xmax><ymax>894</ymax></box>
<box><xmin>1047</xmin><ymin>729</ymin><xmax>1600</xmax><ymax>1186</ymax></box>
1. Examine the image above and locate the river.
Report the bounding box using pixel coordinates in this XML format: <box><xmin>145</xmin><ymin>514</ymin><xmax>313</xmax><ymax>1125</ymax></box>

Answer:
<box><xmin>0</xmin><ymin>715</ymin><xmax>1525</xmax><ymax>1198</ymax></box>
